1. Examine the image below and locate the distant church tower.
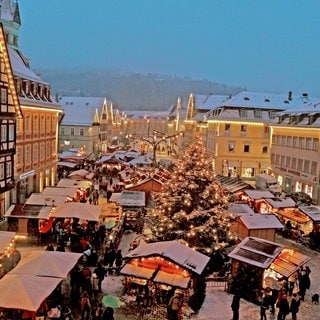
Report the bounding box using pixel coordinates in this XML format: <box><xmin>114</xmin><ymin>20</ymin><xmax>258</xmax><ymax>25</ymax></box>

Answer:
<box><xmin>0</xmin><ymin>0</ymin><xmax>21</xmax><ymax>50</ymax></box>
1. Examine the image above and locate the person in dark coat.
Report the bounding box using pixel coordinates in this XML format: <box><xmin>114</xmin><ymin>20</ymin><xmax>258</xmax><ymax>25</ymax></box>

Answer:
<box><xmin>102</xmin><ymin>307</ymin><xmax>114</xmax><ymax>320</ymax></box>
<box><xmin>277</xmin><ymin>294</ymin><xmax>289</xmax><ymax>320</ymax></box>
<box><xmin>231</xmin><ymin>294</ymin><xmax>241</xmax><ymax>320</ymax></box>
<box><xmin>93</xmin><ymin>262</ymin><xmax>106</xmax><ymax>292</ymax></box>
<box><xmin>298</xmin><ymin>270</ymin><xmax>310</xmax><ymax>301</ymax></box>
<box><xmin>290</xmin><ymin>293</ymin><xmax>300</xmax><ymax>320</ymax></box>
<box><xmin>259</xmin><ymin>292</ymin><xmax>269</xmax><ymax>320</ymax></box>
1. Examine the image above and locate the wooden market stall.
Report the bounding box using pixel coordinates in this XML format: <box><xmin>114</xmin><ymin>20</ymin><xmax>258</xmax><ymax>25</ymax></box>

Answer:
<box><xmin>120</xmin><ymin>240</ymin><xmax>210</xmax><ymax>306</ymax></box>
<box><xmin>230</xmin><ymin>213</ymin><xmax>284</xmax><ymax>242</ymax></box>
<box><xmin>228</xmin><ymin>236</ymin><xmax>310</xmax><ymax>303</ymax></box>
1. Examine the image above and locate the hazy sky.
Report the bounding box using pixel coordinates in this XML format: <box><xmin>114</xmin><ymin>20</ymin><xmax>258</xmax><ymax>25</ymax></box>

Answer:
<box><xmin>18</xmin><ymin>0</ymin><xmax>320</xmax><ymax>96</ymax></box>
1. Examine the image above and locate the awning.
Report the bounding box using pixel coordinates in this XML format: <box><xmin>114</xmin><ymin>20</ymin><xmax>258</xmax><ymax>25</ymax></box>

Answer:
<box><xmin>242</xmin><ymin>161</ymin><xmax>259</xmax><ymax>168</ymax></box>
<box><xmin>269</xmin><ymin>248</ymin><xmax>311</xmax><ymax>278</ymax></box>
<box><xmin>153</xmin><ymin>270</ymin><xmax>191</xmax><ymax>289</ymax></box>
<box><xmin>120</xmin><ymin>263</ymin><xmax>155</xmax><ymax>280</ymax></box>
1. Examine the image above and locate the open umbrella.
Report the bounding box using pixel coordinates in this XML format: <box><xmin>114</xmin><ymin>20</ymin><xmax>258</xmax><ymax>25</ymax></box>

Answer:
<box><xmin>51</xmin><ymin>202</ymin><xmax>101</xmax><ymax>221</ymax></box>
<box><xmin>105</xmin><ymin>220</ymin><xmax>117</xmax><ymax>230</ymax></box>
<box><xmin>0</xmin><ymin>274</ymin><xmax>62</xmax><ymax>311</ymax></box>
<box><xmin>102</xmin><ymin>295</ymin><xmax>122</xmax><ymax>308</ymax></box>
<box><xmin>10</xmin><ymin>250</ymin><xmax>83</xmax><ymax>278</ymax></box>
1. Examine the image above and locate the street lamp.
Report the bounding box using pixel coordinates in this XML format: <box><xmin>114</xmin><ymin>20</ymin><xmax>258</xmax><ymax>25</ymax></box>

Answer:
<box><xmin>128</xmin><ymin>131</ymin><xmax>181</xmax><ymax>167</ymax></box>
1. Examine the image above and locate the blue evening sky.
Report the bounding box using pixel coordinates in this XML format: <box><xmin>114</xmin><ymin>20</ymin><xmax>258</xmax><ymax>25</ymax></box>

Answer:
<box><xmin>18</xmin><ymin>0</ymin><xmax>320</xmax><ymax>96</ymax></box>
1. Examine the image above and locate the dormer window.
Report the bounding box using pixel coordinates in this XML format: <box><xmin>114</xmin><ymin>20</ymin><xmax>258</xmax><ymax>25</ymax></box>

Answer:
<box><xmin>264</xmin><ymin>98</ymin><xmax>270</xmax><ymax>102</ymax></box>
<box><xmin>244</xmin><ymin>97</ymin><xmax>250</xmax><ymax>101</ymax></box>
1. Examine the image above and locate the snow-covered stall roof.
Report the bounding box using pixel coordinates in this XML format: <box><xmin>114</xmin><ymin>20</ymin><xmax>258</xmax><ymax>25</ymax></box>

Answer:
<box><xmin>243</xmin><ymin>189</ymin><xmax>275</xmax><ymax>200</ymax></box>
<box><xmin>215</xmin><ymin>175</ymin><xmax>253</xmax><ymax>193</ymax></box>
<box><xmin>298</xmin><ymin>205</ymin><xmax>320</xmax><ymax>223</ymax></box>
<box><xmin>228</xmin><ymin>236</ymin><xmax>310</xmax><ymax>277</ymax></box>
<box><xmin>264</xmin><ymin>197</ymin><xmax>296</xmax><ymax>208</ymax></box>
<box><xmin>41</xmin><ymin>187</ymin><xmax>78</xmax><ymax>198</ymax></box>
<box><xmin>228</xmin><ymin>236</ymin><xmax>283</xmax><ymax>269</ymax></box>
<box><xmin>57</xmin><ymin>161</ymin><xmax>80</xmax><ymax>169</ymax></box>
<box><xmin>125</xmin><ymin>240</ymin><xmax>210</xmax><ymax>275</ymax></box>
<box><xmin>117</xmin><ymin>191</ymin><xmax>146</xmax><ymax>207</ymax></box>
<box><xmin>25</xmin><ymin>194</ymin><xmax>72</xmax><ymax>206</ymax></box>
<box><xmin>224</xmin><ymin>203</ymin><xmax>255</xmax><ymax>216</ymax></box>
<box><xmin>57</xmin><ymin>178</ymin><xmax>92</xmax><ymax>190</ymax></box>
<box><xmin>5</xmin><ymin>205</ymin><xmax>52</xmax><ymax>219</ymax></box>
<box><xmin>239</xmin><ymin>214</ymin><xmax>283</xmax><ymax>230</ymax></box>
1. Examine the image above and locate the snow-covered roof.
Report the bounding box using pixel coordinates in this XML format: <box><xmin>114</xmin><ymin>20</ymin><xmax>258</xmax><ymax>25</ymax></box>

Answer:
<box><xmin>239</xmin><ymin>214</ymin><xmax>283</xmax><ymax>230</ymax></box>
<box><xmin>125</xmin><ymin>240</ymin><xmax>210</xmax><ymax>275</ymax></box>
<box><xmin>123</xmin><ymin>110</ymin><xmax>170</xmax><ymax>120</ymax></box>
<box><xmin>298</xmin><ymin>205</ymin><xmax>320</xmax><ymax>223</ymax></box>
<box><xmin>41</xmin><ymin>186</ymin><xmax>78</xmax><ymax>198</ymax></box>
<box><xmin>228</xmin><ymin>236</ymin><xmax>283</xmax><ymax>269</ymax></box>
<box><xmin>25</xmin><ymin>193</ymin><xmax>72</xmax><ymax>206</ymax></box>
<box><xmin>243</xmin><ymin>189</ymin><xmax>275</xmax><ymax>200</ymax></box>
<box><xmin>222</xmin><ymin>91</ymin><xmax>313</xmax><ymax>110</ymax></box>
<box><xmin>224</xmin><ymin>203</ymin><xmax>255</xmax><ymax>215</ymax></box>
<box><xmin>117</xmin><ymin>191</ymin><xmax>145</xmax><ymax>207</ymax></box>
<box><xmin>264</xmin><ymin>197</ymin><xmax>296</xmax><ymax>208</ymax></box>
<box><xmin>8</xmin><ymin>47</ymin><xmax>46</xmax><ymax>83</ymax></box>
<box><xmin>278</xmin><ymin>100</ymin><xmax>320</xmax><ymax>116</ymax></box>
<box><xmin>59</xmin><ymin>96</ymin><xmax>106</xmax><ymax>126</ymax></box>
<box><xmin>193</xmin><ymin>94</ymin><xmax>230</xmax><ymax>110</ymax></box>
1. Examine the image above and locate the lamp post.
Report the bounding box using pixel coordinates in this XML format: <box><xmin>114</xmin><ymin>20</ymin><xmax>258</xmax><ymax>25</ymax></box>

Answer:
<box><xmin>128</xmin><ymin>131</ymin><xmax>181</xmax><ymax>167</ymax></box>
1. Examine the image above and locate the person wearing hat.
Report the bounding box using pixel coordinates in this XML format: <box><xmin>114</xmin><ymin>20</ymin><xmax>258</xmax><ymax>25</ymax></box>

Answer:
<box><xmin>277</xmin><ymin>294</ymin><xmax>289</xmax><ymax>320</ymax></box>
<box><xmin>167</xmin><ymin>289</ymin><xmax>183</xmax><ymax>320</ymax></box>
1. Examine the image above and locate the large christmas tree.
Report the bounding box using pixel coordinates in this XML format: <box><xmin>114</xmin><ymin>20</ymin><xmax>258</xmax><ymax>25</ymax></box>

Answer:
<box><xmin>150</xmin><ymin>136</ymin><xmax>236</xmax><ymax>255</ymax></box>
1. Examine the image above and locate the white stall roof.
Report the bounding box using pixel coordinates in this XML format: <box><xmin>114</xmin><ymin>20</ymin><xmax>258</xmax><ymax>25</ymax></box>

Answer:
<box><xmin>239</xmin><ymin>214</ymin><xmax>284</xmax><ymax>230</ymax></box>
<box><xmin>57</xmin><ymin>178</ymin><xmax>92</xmax><ymax>189</ymax></box>
<box><xmin>243</xmin><ymin>189</ymin><xmax>275</xmax><ymax>199</ymax></box>
<box><xmin>25</xmin><ymin>194</ymin><xmax>72</xmax><ymax>206</ymax></box>
<box><xmin>117</xmin><ymin>191</ymin><xmax>146</xmax><ymax>207</ymax></box>
<box><xmin>42</xmin><ymin>187</ymin><xmax>78</xmax><ymax>198</ymax></box>
<box><xmin>299</xmin><ymin>205</ymin><xmax>320</xmax><ymax>222</ymax></box>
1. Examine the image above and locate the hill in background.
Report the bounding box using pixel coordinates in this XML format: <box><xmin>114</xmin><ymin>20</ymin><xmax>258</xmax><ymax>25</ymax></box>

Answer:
<box><xmin>36</xmin><ymin>67</ymin><xmax>244</xmax><ymax>111</ymax></box>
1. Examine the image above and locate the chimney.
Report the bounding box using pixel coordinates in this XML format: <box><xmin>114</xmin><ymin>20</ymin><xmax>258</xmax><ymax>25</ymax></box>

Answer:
<box><xmin>288</xmin><ymin>91</ymin><xmax>293</xmax><ymax>101</ymax></box>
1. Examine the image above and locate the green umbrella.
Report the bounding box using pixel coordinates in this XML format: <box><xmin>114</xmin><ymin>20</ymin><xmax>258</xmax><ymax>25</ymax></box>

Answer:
<box><xmin>105</xmin><ymin>220</ymin><xmax>116</xmax><ymax>229</ymax></box>
<box><xmin>102</xmin><ymin>295</ymin><xmax>122</xmax><ymax>308</ymax></box>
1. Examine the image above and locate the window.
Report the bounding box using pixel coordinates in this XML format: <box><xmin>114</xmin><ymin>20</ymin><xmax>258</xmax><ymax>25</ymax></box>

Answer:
<box><xmin>275</xmin><ymin>154</ymin><xmax>280</xmax><ymax>165</ymax></box>
<box><xmin>240</xmin><ymin>125</ymin><xmax>247</xmax><ymax>133</ymax></box>
<box><xmin>243</xmin><ymin>144</ymin><xmax>250</xmax><ymax>153</ymax></box>
<box><xmin>293</xmin><ymin>137</ymin><xmax>298</xmax><ymax>148</ymax></box>
<box><xmin>299</xmin><ymin>137</ymin><xmax>305</xmax><ymax>149</ymax></box>
<box><xmin>281</xmin><ymin>155</ymin><xmax>285</xmax><ymax>166</ymax></box>
<box><xmin>25</xmin><ymin>115</ymin><xmax>31</xmax><ymax>132</ymax></box>
<box><xmin>228</xmin><ymin>142</ymin><xmax>235</xmax><ymax>152</ymax></box>
<box><xmin>271</xmin><ymin>153</ymin><xmax>276</xmax><ymax>164</ymax></box>
<box><xmin>262</xmin><ymin>146</ymin><xmax>268</xmax><ymax>154</ymax></box>
<box><xmin>33</xmin><ymin>115</ymin><xmax>38</xmax><ymax>132</ymax></box>
<box><xmin>276</xmin><ymin>135</ymin><xmax>281</xmax><ymax>145</ymax></box>
<box><xmin>240</xmin><ymin>110</ymin><xmax>247</xmax><ymax>117</ymax></box>
<box><xmin>304</xmin><ymin>160</ymin><xmax>310</xmax><ymax>173</ymax></box>
<box><xmin>313</xmin><ymin>138</ymin><xmax>319</xmax><ymax>151</ymax></box>
<box><xmin>306</xmin><ymin>138</ymin><xmax>312</xmax><ymax>150</ymax></box>
<box><xmin>224</xmin><ymin>123</ymin><xmax>231</xmax><ymax>132</ymax></box>
<box><xmin>1</xmin><ymin>124</ymin><xmax>6</xmax><ymax>142</ymax></box>
<box><xmin>80</xmin><ymin>129</ymin><xmax>84</xmax><ymax>136</ymax></box>
<box><xmin>71</xmin><ymin>128</ymin><xmax>75</xmax><ymax>136</ymax></box>
<box><xmin>291</xmin><ymin>157</ymin><xmax>297</xmax><ymax>169</ymax></box>
<box><xmin>297</xmin><ymin>159</ymin><xmax>303</xmax><ymax>170</ymax></box>
<box><xmin>311</xmin><ymin>161</ymin><xmax>317</xmax><ymax>175</ymax></box>
<box><xmin>287</xmin><ymin>136</ymin><xmax>292</xmax><ymax>147</ymax></box>
<box><xmin>61</xmin><ymin>127</ymin><xmax>65</xmax><ymax>135</ymax></box>
<box><xmin>264</xmin><ymin>126</ymin><xmax>270</xmax><ymax>135</ymax></box>
<box><xmin>281</xmin><ymin>136</ymin><xmax>286</xmax><ymax>146</ymax></box>
<box><xmin>25</xmin><ymin>145</ymin><xmax>31</xmax><ymax>164</ymax></box>
<box><xmin>33</xmin><ymin>144</ymin><xmax>38</xmax><ymax>162</ymax></box>
<box><xmin>269</xmin><ymin>111</ymin><xmax>277</xmax><ymax>119</ymax></box>
<box><xmin>255</xmin><ymin>110</ymin><xmax>262</xmax><ymax>118</ymax></box>
<box><xmin>286</xmin><ymin>156</ymin><xmax>291</xmax><ymax>168</ymax></box>
<box><xmin>0</xmin><ymin>87</ymin><xmax>7</xmax><ymax>104</ymax></box>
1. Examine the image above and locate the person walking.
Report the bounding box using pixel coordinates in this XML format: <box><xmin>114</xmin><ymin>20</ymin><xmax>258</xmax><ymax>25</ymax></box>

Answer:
<box><xmin>290</xmin><ymin>293</ymin><xmax>300</xmax><ymax>320</ymax></box>
<box><xmin>298</xmin><ymin>269</ymin><xmax>310</xmax><ymax>301</ymax></box>
<box><xmin>80</xmin><ymin>291</ymin><xmax>91</xmax><ymax>320</ymax></box>
<box><xmin>231</xmin><ymin>293</ymin><xmax>241</xmax><ymax>320</ymax></box>
<box><xmin>259</xmin><ymin>291</ymin><xmax>269</xmax><ymax>320</ymax></box>
<box><xmin>277</xmin><ymin>294</ymin><xmax>289</xmax><ymax>320</ymax></box>
<box><xmin>167</xmin><ymin>290</ymin><xmax>183</xmax><ymax>320</ymax></box>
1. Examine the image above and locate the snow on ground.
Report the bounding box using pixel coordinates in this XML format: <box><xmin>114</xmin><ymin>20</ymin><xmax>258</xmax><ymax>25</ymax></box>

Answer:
<box><xmin>101</xmin><ymin>232</ymin><xmax>320</xmax><ymax>320</ymax></box>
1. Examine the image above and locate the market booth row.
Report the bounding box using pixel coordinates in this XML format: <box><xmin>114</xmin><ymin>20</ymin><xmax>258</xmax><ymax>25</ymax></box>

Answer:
<box><xmin>120</xmin><ymin>240</ymin><xmax>210</xmax><ymax>311</ymax></box>
<box><xmin>228</xmin><ymin>236</ymin><xmax>311</xmax><ymax>303</ymax></box>
<box><xmin>0</xmin><ymin>231</ymin><xmax>20</xmax><ymax>278</ymax></box>
<box><xmin>0</xmin><ymin>250</ymin><xmax>82</xmax><ymax>314</ymax></box>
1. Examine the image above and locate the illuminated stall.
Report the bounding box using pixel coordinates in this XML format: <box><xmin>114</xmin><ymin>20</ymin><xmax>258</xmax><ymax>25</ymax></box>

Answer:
<box><xmin>0</xmin><ymin>231</ymin><xmax>20</xmax><ymax>278</ymax></box>
<box><xmin>228</xmin><ymin>237</ymin><xmax>310</xmax><ymax>303</ymax></box>
<box><xmin>120</xmin><ymin>240</ymin><xmax>210</xmax><ymax>303</ymax></box>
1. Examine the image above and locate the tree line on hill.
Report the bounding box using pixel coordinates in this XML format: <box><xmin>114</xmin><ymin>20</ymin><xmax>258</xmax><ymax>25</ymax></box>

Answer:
<box><xmin>36</xmin><ymin>67</ymin><xmax>244</xmax><ymax>111</ymax></box>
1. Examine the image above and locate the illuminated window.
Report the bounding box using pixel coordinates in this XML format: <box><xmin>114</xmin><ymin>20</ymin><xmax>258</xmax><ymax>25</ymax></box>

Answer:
<box><xmin>243</xmin><ymin>144</ymin><xmax>250</xmax><ymax>153</ymax></box>
<box><xmin>228</xmin><ymin>142</ymin><xmax>235</xmax><ymax>152</ymax></box>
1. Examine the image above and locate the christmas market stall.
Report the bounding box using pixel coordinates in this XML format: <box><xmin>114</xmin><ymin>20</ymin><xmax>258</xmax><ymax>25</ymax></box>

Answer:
<box><xmin>255</xmin><ymin>197</ymin><xmax>296</xmax><ymax>214</ymax></box>
<box><xmin>228</xmin><ymin>236</ymin><xmax>310</xmax><ymax>303</ymax></box>
<box><xmin>120</xmin><ymin>240</ymin><xmax>210</xmax><ymax>307</ymax></box>
<box><xmin>0</xmin><ymin>231</ymin><xmax>20</xmax><ymax>278</ymax></box>
<box><xmin>237</xmin><ymin>189</ymin><xmax>276</xmax><ymax>212</ymax></box>
<box><xmin>229</xmin><ymin>213</ymin><xmax>284</xmax><ymax>242</ymax></box>
<box><xmin>56</xmin><ymin>178</ymin><xmax>92</xmax><ymax>201</ymax></box>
